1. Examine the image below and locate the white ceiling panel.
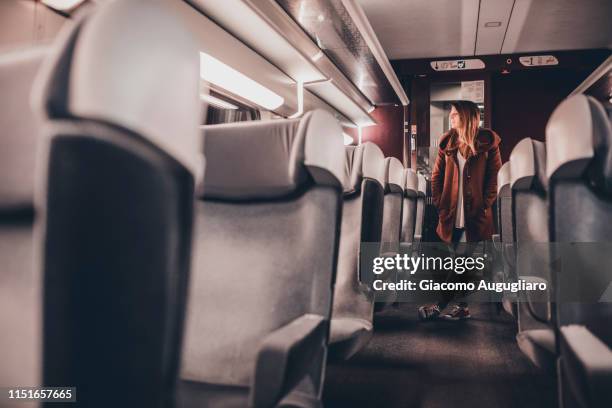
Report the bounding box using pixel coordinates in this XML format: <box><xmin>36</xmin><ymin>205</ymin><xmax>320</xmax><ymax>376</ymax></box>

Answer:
<box><xmin>359</xmin><ymin>0</ymin><xmax>611</xmax><ymax>60</ymax></box>
<box><xmin>475</xmin><ymin>0</ymin><xmax>514</xmax><ymax>55</ymax></box>
<box><xmin>502</xmin><ymin>0</ymin><xmax>612</xmax><ymax>54</ymax></box>
<box><xmin>357</xmin><ymin>0</ymin><xmax>480</xmax><ymax>60</ymax></box>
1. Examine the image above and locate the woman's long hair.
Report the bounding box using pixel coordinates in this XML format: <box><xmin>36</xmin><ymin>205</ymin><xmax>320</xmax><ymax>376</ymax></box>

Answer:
<box><xmin>451</xmin><ymin>100</ymin><xmax>480</xmax><ymax>156</ymax></box>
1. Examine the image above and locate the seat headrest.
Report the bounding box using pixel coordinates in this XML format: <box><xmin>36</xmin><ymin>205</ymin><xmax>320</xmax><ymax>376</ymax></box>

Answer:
<box><xmin>404</xmin><ymin>169</ymin><xmax>419</xmax><ymax>197</ymax></box>
<box><xmin>200</xmin><ymin>110</ymin><xmax>346</xmax><ymax>200</ymax></box>
<box><xmin>361</xmin><ymin>142</ymin><xmax>386</xmax><ymax>187</ymax></box>
<box><xmin>510</xmin><ymin>138</ymin><xmax>547</xmax><ymax>192</ymax></box>
<box><xmin>0</xmin><ymin>47</ymin><xmax>47</xmax><ymax>211</ymax></box>
<box><xmin>33</xmin><ymin>0</ymin><xmax>202</xmax><ymax>176</ymax></box>
<box><xmin>497</xmin><ymin>161</ymin><xmax>512</xmax><ymax>195</ymax></box>
<box><xmin>417</xmin><ymin>174</ymin><xmax>426</xmax><ymax>197</ymax></box>
<box><xmin>546</xmin><ymin>94</ymin><xmax>612</xmax><ymax>193</ymax></box>
<box><xmin>383</xmin><ymin>157</ymin><xmax>404</xmax><ymax>193</ymax></box>
<box><xmin>344</xmin><ymin>142</ymin><xmax>385</xmax><ymax>193</ymax></box>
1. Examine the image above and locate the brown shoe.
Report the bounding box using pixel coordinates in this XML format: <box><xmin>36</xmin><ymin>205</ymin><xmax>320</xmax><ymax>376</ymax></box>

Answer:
<box><xmin>418</xmin><ymin>304</ymin><xmax>441</xmax><ymax>321</ymax></box>
<box><xmin>441</xmin><ymin>304</ymin><xmax>472</xmax><ymax>321</ymax></box>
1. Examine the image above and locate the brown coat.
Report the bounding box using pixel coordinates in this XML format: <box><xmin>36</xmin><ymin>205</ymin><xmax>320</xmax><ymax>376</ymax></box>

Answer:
<box><xmin>431</xmin><ymin>128</ymin><xmax>502</xmax><ymax>243</ymax></box>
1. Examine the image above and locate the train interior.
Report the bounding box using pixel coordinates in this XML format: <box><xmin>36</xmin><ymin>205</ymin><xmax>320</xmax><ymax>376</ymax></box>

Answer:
<box><xmin>1</xmin><ymin>0</ymin><xmax>611</xmax><ymax>407</ymax></box>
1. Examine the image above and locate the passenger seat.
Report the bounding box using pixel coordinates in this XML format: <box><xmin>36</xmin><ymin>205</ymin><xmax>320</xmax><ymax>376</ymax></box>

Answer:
<box><xmin>545</xmin><ymin>94</ymin><xmax>612</xmax><ymax>407</ymax></box>
<box><xmin>401</xmin><ymin>168</ymin><xmax>419</xmax><ymax>245</ymax></box>
<box><xmin>380</xmin><ymin>157</ymin><xmax>405</xmax><ymax>254</ymax></box>
<box><xmin>36</xmin><ymin>1</ymin><xmax>203</xmax><ymax>406</ymax></box>
<box><xmin>0</xmin><ymin>47</ymin><xmax>46</xmax><ymax>404</ymax></box>
<box><xmin>329</xmin><ymin>142</ymin><xmax>386</xmax><ymax>361</ymax></box>
<box><xmin>509</xmin><ymin>137</ymin><xmax>555</xmax><ymax>372</ymax></box>
<box><xmin>397</xmin><ymin>169</ymin><xmax>419</xmax><ymax>293</ymax></box>
<box><xmin>494</xmin><ymin>161</ymin><xmax>516</xmax><ymax>317</ymax></box>
<box><xmin>414</xmin><ymin>174</ymin><xmax>427</xmax><ymax>244</ymax></box>
<box><xmin>376</xmin><ymin>157</ymin><xmax>404</xmax><ymax>308</ymax></box>
<box><xmin>180</xmin><ymin>110</ymin><xmax>346</xmax><ymax>408</ymax></box>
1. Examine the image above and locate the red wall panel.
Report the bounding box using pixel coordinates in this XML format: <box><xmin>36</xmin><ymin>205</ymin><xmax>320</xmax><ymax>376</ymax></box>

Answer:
<box><xmin>343</xmin><ymin>105</ymin><xmax>405</xmax><ymax>161</ymax></box>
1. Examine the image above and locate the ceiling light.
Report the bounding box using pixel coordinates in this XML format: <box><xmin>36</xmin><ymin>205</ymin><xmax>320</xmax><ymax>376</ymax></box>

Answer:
<box><xmin>200</xmin><ymin>93</ymin><xmax>238</xmax><ymax>110</ymax></box>
<box><xmin>484</xmin><ymin>21</ymin><xmax>502</xmax><ymax>28</ymax></box>
<box><xmin>42</xmin><ymin>0</ymin><xmax>85</xmax><ymax>11</ymax></box>
<box><xmin>200</xmin><ymin>52</ymin><xmax>284</xmax><ymax>111</ymax></box>
<box><xmin>311</xmin><ymin>50</ymin><xmax>324</xmax><ymax>62</ymax></box>
<box><xmin>343</xmin><ymin>133</ymin><xmax>354</xmax><ymax>146</ymax></box>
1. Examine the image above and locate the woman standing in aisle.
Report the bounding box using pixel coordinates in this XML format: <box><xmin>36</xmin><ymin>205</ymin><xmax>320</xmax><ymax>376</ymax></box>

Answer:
<box><xmin>418</xmin><ymin>100</ymin><xmax>502</xmax><ymax>321</ymax></box>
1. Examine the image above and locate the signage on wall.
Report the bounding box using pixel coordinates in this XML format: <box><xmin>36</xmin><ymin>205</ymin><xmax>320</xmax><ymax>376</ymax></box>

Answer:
<box><xmin>519</xmin><ymin>55</ymin><xmax>559</xmax><ymax>67</ymax></box>
<box><xmin>460</xmin><ymin>80</ymin><xmax>485</xmax><ymax>103</ymax></box>
<box><xmin>430</xmin><ymin>59</ymin><xmax>485</xmax><ymax>71</ymax></box>
<box><xmin>410</xmin><ymin>125</ymin><xmax>417</xmax><ymax>152</ymax></box>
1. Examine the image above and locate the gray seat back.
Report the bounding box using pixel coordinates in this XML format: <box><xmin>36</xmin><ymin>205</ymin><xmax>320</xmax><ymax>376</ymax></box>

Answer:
<box><xmin>497</xmin><ymin>161</ymin><xmax>515</xmax><ymax>274</ymax></box>
<box><xmin>0</xmin><ymin>47</ymin><xmax>46</xmax><ymax>394</ymax></box>
<box><xmin>415</xmin><ymin>174</ymin><xmax>426</xmax><ymax>240</ymax></box>
<box><xmin>401</xmin><ymin>169</ymin><xmax>419</xmax><ymax>243</ymax></box>
<box><xmin>182</xmin><ymin>110</ymin><xmax>345</xmax><ymax>397</ymax></box>
<box><xmin>381</xmin><ymin>157</ymin><xmax>404</xmax><ymax>253</ymax></box>
<box><xmin>510</xmin><ymin>137</ymin><xmax>550</xmax><ymax>327</ymax></box>
<box><xmin>546</xmin><ymin>94</ymin><xmax>612</xmax><ymax>345</ymax></box>
<box><xmin>332</xmin><ymin>142</ymin><xmax>385</xmax><ymax>322</ymax></box>
<box><xmin>34</xmin><ymin>2</ymin><xmax>202</xmax><ymax>406</ymax></box>
<box><xmin>497</xmin><ymin>161</ymin><xmax>513</xmax><ymax>244</ymax></box>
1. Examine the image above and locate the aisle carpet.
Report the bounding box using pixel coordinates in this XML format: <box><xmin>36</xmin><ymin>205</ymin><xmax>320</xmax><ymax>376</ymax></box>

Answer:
<box><xmin>323</xmin><ymin>303</ymin><xmax>557</xmax><ymax>408</ymax></box>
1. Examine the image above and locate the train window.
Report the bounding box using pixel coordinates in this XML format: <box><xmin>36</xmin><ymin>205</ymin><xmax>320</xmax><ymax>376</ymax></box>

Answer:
<box><xmin>201</xmin><ymin>89</ymin><xmax>261</xmax><ymax>125</ymax></box>
<box><xmin>199</xmin><ymin>50</ymin><xmax>284</xmax><ymax>125</ymax></box>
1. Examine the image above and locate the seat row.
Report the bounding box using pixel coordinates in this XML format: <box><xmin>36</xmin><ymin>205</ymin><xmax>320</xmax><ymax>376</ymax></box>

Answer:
<box><xmin>0</xmin><ymin>1</ymin><xmax>425</xmax><ymax>407</ymax></box>
<box><xmin>494</xmin><ymin>94</ymin><xmax>612</xmax><ymax>407</ymax></box>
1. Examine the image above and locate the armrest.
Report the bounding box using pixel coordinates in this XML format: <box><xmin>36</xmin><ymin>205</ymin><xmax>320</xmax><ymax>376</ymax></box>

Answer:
<box><xmin>376</xmin><ymin>251</ymin><xmax>399</xmax><ymax>282</ymax></box>
<box><xmin>521</xmin><ymin>275</ymin><xmax>550</xmax><ymax>323</ymax></box>
<box><xmin>249</xmin><ymin>314</ymin><xmax>326</xmax><ymax>408</ymax></box>
<box><xmin>399</xmin><ymin>242</ymin><xmax>413</xmax><ymax>255</ymax></box>
<box><xmin>357</xmin><ymin>281</ymin><xmax>374</xmax><ymax>302</ymax></box>
<box><xmin>412</xmin><ymin>236</ymin><xmax>422</xmax><ymax>263</ymax></box>
<box><xmin>501</xmin><ymin>243</ymin><xmax>515</xmax><ymax>272</ymax></box>
<box><xmin>560</xmin><ymin>325</ymin><xmax>612</xmax><ymax>408</ymax></box>
<box><xmin>492</xmin><ymin>234</ymin><xmax>501</xmax><ymax>251</ymax></box>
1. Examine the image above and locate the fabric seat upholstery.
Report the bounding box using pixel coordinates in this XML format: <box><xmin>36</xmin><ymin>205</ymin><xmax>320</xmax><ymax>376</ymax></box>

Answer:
<box><xmin>34</xmin><ymin>2</ymin><xmax>203</xmax><ymax>407</ymax></box>
<box><xmin>401</xmin><ymin>169</ymin><xmax>419</xmax><ymax>244</ymax></box>
<box><xmin>328</xmin><ymin>142</ymin><xmax>385</xmax><ymax>361</ymax></box>
<box><xmin>414</xmin><ymin>174</ymin><xmax>426</xmax><ymax>243</ymax></box>
<box><xmin>375</xmin><ymin>157</ymin><xmax>404</xmax><ymax>309</ymax></box>
<box><xmin>0</xmin><ymin>47</ymin><xmax>47</xmax><ymax>404</ymax></box>
<box><xmin>495</xmin><ymin>162</ymin><xmax>516</xmax><ymax>317</ymax></box>
<box><xmin>509</xmin><ymin>137</ymin><xmax>555</xmax><ymax>372</ymax></box>
<box><xmin>545</xmin><ymin>94</ymin><xmax>612</xmax><ymax>407</ymax></box>
<box><xmin>181</xmin><ymin>110</ymin><xmax>345</xmax><ymax>408</ymax></box>
<box><xmin>380</xmin><ymin>157</ymin><xmax>405</xmax><ymax>254</ymax></box>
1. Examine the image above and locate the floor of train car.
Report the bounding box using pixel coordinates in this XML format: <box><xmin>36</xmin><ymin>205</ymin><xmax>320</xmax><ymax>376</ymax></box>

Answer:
<box><xmin>323</xmin><ymin>303</ymin><xmax>556</xmax><ymax>408</ymax></box>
